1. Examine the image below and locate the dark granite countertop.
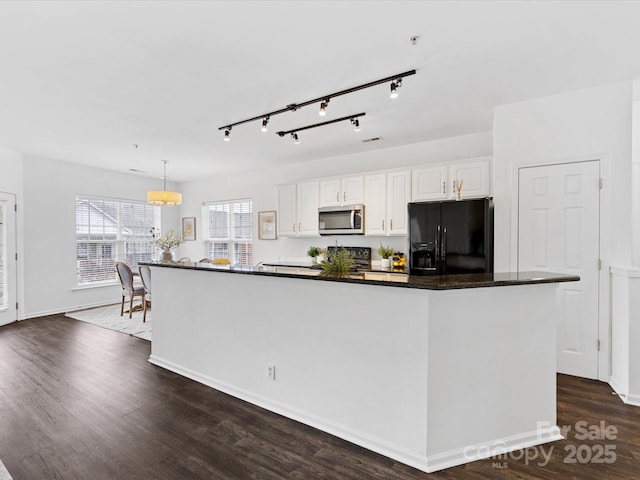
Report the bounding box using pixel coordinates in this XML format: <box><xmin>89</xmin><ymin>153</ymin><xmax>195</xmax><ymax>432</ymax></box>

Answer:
<box><xmin>140</xmin><ymin>261</ymin><xmax>579</xmax><ymax>290</ymax></box>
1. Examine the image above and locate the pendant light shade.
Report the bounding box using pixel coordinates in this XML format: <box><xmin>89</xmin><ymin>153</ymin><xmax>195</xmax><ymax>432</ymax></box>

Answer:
<box><xmin>147</xmin><ymin>160</ymin><xmax>182</xmax><ymax>206</ymax></box>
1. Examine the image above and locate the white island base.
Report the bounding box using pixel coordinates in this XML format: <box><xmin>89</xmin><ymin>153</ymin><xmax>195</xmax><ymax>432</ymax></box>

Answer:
<box><xmin>148</xmin><ymin>266</ymin><xmax>563</xmax><ymax>473</ymax></box>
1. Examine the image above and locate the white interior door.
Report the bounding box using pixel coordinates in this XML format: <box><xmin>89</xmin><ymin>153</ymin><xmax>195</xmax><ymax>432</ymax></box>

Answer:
<box><xmin>518</xmin><ymin>161</ymin><xmax>600</xmax><ymax>379</ymax></box>
<box><xmin>0</xmin><ymin>192</ymin><xmax>17</xmax><ymax>326</ymax></box>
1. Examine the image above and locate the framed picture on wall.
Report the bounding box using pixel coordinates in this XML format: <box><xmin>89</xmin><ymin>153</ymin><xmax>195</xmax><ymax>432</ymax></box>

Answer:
<box><xmin>182</xmin><ymin>217</ymin><xmax>196</xmax><ymax>241</ymax></box>
<box><xmin>258</xmin><ymin>210</ymin><xmax>277</xmax><ymax>240</ymax></box>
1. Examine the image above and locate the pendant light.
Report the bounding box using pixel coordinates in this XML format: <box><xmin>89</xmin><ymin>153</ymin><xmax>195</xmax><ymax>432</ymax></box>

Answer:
<box><xmin>147</xmin><ymin>160</ymin><xmax>182</xmax><ymax>206</ymax></box>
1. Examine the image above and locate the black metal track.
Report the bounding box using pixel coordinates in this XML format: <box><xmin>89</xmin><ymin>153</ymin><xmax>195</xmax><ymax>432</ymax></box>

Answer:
<box><xmin>218</xmin><ymin>69</ymin><xmax>416</xmax><ymax>131</ymax></box>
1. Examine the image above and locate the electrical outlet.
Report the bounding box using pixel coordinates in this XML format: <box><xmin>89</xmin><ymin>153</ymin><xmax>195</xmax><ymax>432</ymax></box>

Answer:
<box><xmin>267</xmin><ymin>364</ymin><xmax>276</xmax><ymax>381</ymax></box>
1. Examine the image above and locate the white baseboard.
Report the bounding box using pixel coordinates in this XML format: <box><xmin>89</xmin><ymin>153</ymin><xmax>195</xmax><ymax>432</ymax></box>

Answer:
<box><xmin>148</xmin><ymin>354</ymin><xmax>563</xmax><ymax>474</ymax></box>
<box><xmin>609</xmin><ymin>377</ymin><xmax>640</xmax><ymax>407</ymax></box>
<box><xmin>425</xmin><ymin>426</ymin><xmax>563</xmax><ymax>472</ymax></box>
<box><xmin>21</xmin><ymin>301</ymin><xmax>117</xmax><ymax>320</ymax></box>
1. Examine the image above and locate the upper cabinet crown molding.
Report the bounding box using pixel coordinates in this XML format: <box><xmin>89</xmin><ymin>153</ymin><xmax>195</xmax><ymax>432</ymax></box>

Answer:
<box><xmin>319</xmin><ymin>175</ymin><xmax>363</xmax><ymax>207</ymax></box>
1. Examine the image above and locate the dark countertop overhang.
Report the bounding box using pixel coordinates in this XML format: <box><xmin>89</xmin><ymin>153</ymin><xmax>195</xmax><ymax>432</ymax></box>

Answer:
<box><xmin>140</xmin><ymin>261</ymin><xmax>579</xmax><ymax>290</ymax></box>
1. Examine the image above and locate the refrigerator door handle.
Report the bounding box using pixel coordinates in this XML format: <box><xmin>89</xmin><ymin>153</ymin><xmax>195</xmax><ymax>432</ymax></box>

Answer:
<box><xmin>442</xmin><ymin>227</ymin><xmax>447</xmax><ymax>262</ymax></box>
<box><xmin>435</xmin><ymin>224</ymin><xmax>441</xmax><ymax>264</ymax></box>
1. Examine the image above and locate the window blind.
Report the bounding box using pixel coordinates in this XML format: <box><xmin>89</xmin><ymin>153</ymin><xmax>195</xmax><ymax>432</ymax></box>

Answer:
<box><xmin>76</xmin><ymin>196</ymin><xmax>159</xmax><ymax>285</ymax></box>
<box><xmin>205</xmin><ymin>199</ymin><xmax>253</xmax><ymax>265</ymax></box>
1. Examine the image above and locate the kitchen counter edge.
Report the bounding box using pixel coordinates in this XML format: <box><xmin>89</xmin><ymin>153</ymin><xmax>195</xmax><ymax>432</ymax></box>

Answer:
<box><xmin>139</xmin><ymin>262</ymin><xmax>579</xmax><ymax>290</ymax></box>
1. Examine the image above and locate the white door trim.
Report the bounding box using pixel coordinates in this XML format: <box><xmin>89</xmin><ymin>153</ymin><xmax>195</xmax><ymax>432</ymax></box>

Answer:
<box><xmin>0</xmin><ymin>191</ymin><xmax>18</xmax><ymax>326</ymax></box>
<box><xmin>509</xmin><ymin>154</ymin><xmax>611</xmax><ymax>382</ymax></box>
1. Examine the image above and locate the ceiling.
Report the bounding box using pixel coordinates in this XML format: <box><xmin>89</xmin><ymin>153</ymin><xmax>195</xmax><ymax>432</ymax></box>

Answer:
<box><xmin>1</xmin><ymin>1</ymin><xmax>640</xmax><ymax>182</ymax></box>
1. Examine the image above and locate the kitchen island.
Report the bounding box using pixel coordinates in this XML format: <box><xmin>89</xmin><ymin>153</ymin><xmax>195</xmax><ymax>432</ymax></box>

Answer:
<box><xmin>143</xmin><ymin>261</ymin><xmax>578</xmax><ymax>473</ymax></box>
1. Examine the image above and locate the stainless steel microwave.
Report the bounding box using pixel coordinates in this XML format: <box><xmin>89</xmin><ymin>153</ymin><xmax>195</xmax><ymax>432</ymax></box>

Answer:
<box><xmin>318</xmin><ymin>204</ymin><xmax>364</xmax><ymax>235</ymax></box>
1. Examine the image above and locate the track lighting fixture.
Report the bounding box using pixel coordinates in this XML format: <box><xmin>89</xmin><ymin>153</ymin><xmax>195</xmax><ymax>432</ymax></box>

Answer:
<box><xmin>277</xmin><ymin>113</ymin><xmax>366</xmax><ymax>142</ymax></box>
<box><xmin>390</xmin><ymin>78</ymin><xmax>402</xmax><ymax>99</ymax></box>
<box><xmin>351</xmin><ymin>118</ymin><xmax>361</xmax><ymax>132</ymax></box>
<box><xmin>319</xmin><ymin>99</ymin><xmax>329</xmax><ymax>117</ymax></box>
<box><xmin>218</xmin><ymin>69</ymin><xmax>415</xmax><ymax>138</ymax></box>
<box><xmin>261</xmin><ymin>117</ymin><xmax>269</xmax><ymax>132</ymax></box>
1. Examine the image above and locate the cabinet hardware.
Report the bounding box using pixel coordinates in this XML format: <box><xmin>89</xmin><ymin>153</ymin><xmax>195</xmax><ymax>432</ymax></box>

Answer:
<box><xmin>442</xmin><ymin>181</ymin><xmax>446</xmax><ymax>194</ymax></box>
<box><xmin>390</xmin><ymin>219</ymin><xmax>393</xmax><ymax>230</ymax></box>
<box><xmin>382</xmin><ymin>219</ymin><xmax>384</xmax><ymax>230</ymax></box>
<box><xmin>298</xmin><ymin>223</ymin><xmax>301</xmax><ymax>232</ymax></box>
<box><xmin>336</xmin><ymin>192</ymin><xmax>339</xmax><ymax>202</ymax></box>
<box><xmin>293</xmin><ymin>223</ymin><xmax>296</xmax><ymax>232</ymax></box>
<box><xmin>343</xmin><ymin>192</ymin><xmax>346</xmax><ymax>202</ymax></box>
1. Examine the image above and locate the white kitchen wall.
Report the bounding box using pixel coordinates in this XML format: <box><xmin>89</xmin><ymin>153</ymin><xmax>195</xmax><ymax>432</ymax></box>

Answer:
<box><xmin>177</xmin><ymin>131</ymin><xmax>493</xmax><ymax>264</ymax></box>
<box><xmin>493</xmin><ymin>81</ymin><xmax>633</xmax><ymax>271</ymax></box>
<box><xmin>21</xmin><ymin>155</ymin><xmax>180</xmax><ymax>318</ymax></box>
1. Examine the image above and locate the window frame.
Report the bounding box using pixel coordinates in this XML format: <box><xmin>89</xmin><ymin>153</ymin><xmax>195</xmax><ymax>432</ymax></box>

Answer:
<box><xmin>204</xmin><ymin>198</ymin><xmax>253</xmax><ymax>266</ymax></box>
<box><xmin>75</xmin><ymin>195</ymin><xmax>160</xmax><ymax>287</ymax></box>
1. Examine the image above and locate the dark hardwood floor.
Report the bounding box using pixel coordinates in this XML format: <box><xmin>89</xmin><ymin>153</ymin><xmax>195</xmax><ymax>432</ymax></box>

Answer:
<box><xmin>1</xmin><ymin>315</ymin><xmax>640</xmax><ymax>479</ymax></box>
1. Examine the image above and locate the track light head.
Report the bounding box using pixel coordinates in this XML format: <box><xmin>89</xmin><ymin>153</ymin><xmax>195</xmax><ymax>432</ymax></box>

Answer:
<box><xmin>351</xmin><ymin>118</ymin><xmax>361</xmax><ymax>132</ymax></box>
<box><xmin>291</xmin><ymin>132</ymin><xmax>300</xmax><ymax>144</ymax></box>
<box><xmin>390</xmin><ymin>78</ymin><xmax>402</xmax><ymax>99</ymax></box>
<box><xmin>224</xmin><ymin>128</ymin><xmax>231</xmax><ymax>141</ymax></box>
<box><xmin>319</xmin><ymin>99</ymin><xmax>329</xmax><ymax>116</ymax></box>
<box><xmin>261</xmin><ymin>117</ymin><xmax>269</xmax><ymax>132</ymax></box>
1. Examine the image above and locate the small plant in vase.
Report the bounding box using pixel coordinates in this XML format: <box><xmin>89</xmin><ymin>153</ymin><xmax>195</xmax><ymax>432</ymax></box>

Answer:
<box><xmin>151</xmin><ymin>228</ymin><xmax>185</xmax><ymax>262</ymax></box>
<box><xmin>307</xmin><ymin>246</ymin><xmax>321</xmax><ymax>264</ymax></box>
<box><xmin>378</xmin><ymin>243</ymin><xmax>394</xmax><ymax>269</ymax></box>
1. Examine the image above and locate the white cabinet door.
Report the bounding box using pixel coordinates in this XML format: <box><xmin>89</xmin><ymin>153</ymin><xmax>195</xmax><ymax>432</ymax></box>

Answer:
<box><xmin>387</xmin><ymin>171</ymin><xmax>410</xmax><ymax>235</ymax></box>
<box><xmin>364</xmin><ymin>174</ymin><xmax>387</xmax><ymax>235</ymax></box>
<box><xmin>297</xmin><ymin>181</ymin><xmax>319</xmax><ymax>236</ymax></box>
<box><xmin>342</xmin><ymin>175</ymin><xmax>364</xmax><ymax>205</ymax></box>
<box><xmin>319</xmin><ymin>178</ymin><xmax>341</xmax><ymax>207</ymax></box>
<box><xmin>411</xmin><ymin>165</ymin><xmax>448</xmax><ymax>201</ymax></box>
<box><xmin>277</xmin><ymin>184</ymin><xmax>297</xmax><ymax>237</ymax></box>
<box><xmin>449</xmin><ymin>160</ymin><xmax>490</xmax><ymax>199</ymax></box>
<box><xmin>319</xmin><ymin>176</ymin><xmax>363</xmax><ymax>206</ymax></box>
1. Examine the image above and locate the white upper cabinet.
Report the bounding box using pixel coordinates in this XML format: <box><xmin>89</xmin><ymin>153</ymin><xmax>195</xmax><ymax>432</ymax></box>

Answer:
<box><xmin>277</xmin><ymin>181</ymin><xmax>319</xmax><ymax>237</ymax></box>
<box><xmin>411</xmin><ymin>165</ymin><xmax>449</xmax><ymax>201</ymax></box>
<box><xmin>448</xmin><ymin>160</ymin><xmax>490</xmax><ymax>200</ymax></box>
<box><xmin>387</xmin><ymin>171</ymin><xmax>410</xmax><ymax>235</ymax></box>
<box><xmin>364</xmin><ymin>174</ymin><xmax>387</xmax><ymax>235</ymax></box>
<box><xmin>319</xmin><ymin>175</ymin><xmax>363</xmax><ymax>207</ymax></box>
<box><xmin>297</xmin><ymin>181</ymin><xmax>320</xmax><ymax>236</ymax></box>
<box><xmin>277</xmin><ymin>184</ymin><xmax>297</xmax><ymax>237</ymax></box>
<box><xmin>411</xmin><ymin>158</ymin><xmax>491</xmax><ymax>201</ymax></box>
<box><xmin>364</xmin><ymin>170</ymin><xmax>410</xmax><ymax>236</ymax></box>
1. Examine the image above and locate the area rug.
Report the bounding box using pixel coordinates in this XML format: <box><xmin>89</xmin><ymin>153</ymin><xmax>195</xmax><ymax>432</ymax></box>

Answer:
<box><xmin>65</xmin><ymin>303</ymin><xmax>152</xmax><ymax>341</ymax></box>
<box><xmin>0</xmin><ymin>459</ymin><xmax>12</xmax><ymax>480</ymax></box>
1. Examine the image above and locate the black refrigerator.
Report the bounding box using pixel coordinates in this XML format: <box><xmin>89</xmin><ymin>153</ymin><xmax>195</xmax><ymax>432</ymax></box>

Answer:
<box><xmin>408</xmin><ymin>198</ymin><xmax>494</xmax><ymax>275</ymax></box>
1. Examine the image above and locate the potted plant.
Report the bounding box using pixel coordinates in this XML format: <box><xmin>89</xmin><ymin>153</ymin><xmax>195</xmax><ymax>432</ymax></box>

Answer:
<box><xmin>151</xmin><ymin>228</ymin><xmax>185</xmax><ymax>262</ymax></box>
<box><xmin>378</xmin><ymin>243</ymin><xmax>394</xmax><ymax>269</ymax></box>
<box><xmin>307</xmin><ymin>246</ymin><xmax>321</xmax><ymax>264</ymax></box>
<box><xmin>320</xmin><ymin>246</ymin><xmax>354</xmax><ymax>277</ymax></box>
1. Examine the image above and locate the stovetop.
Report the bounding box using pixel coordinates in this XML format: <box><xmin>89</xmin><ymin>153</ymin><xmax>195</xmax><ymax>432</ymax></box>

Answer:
<box><xmin>326</xmin><ymin>246</ymin><xmax>372</xmax><ymax>271</ymax></box>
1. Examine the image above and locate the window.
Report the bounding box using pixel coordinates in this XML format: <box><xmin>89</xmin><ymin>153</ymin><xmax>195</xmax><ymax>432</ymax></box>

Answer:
<box><xmin>76</xmin><ymin>196</ymin><xmax>160</xmax><ymax>285</ymax></box>
<box><xmin>205</xmin><ymin>199</ymin><xmax>253</xmax><ymax>265</ymax></box>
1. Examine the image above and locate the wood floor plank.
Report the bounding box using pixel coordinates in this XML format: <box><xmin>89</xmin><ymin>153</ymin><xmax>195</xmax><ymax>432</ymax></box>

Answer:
<box><xmin>1</xmin><ymin>315</ymin><xmax>640</xmax><ymax>479</ymax></box>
